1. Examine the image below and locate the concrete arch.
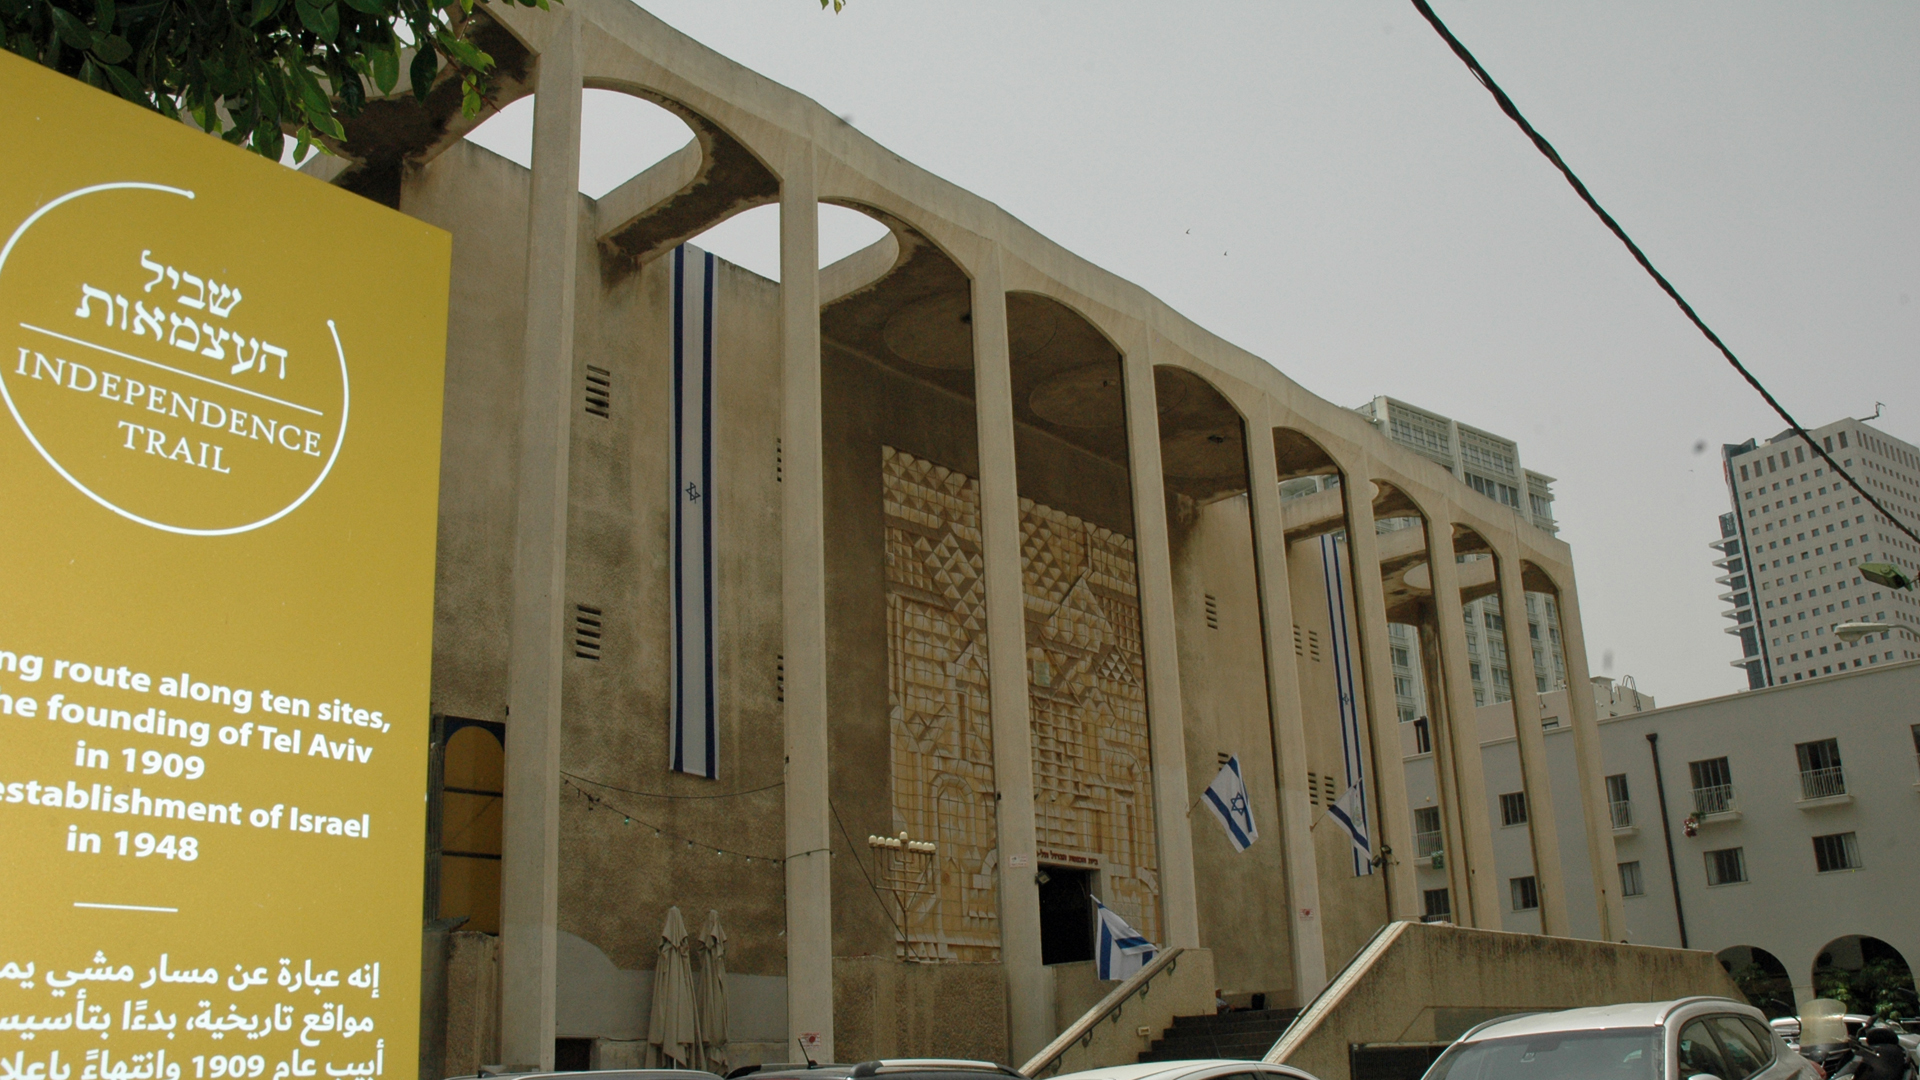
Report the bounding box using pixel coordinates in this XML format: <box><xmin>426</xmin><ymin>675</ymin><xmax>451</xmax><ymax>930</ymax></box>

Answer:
<box><xmin>582</xmin><ymin>78</ymin><xmax>782</xmax><ymax>277</ymax></box>
<box><xmin>1719</xmin><ymin>945</ymin><xmax>1796</xmax><ymax>1017</ymax></box>
<box><xmin>1811</xmin><ymin>935</ymin><xmax>1919</xmax><ymax>1017</ymax></box>
<box><xmin>1153</xmin><ymin>366</ymin><xmax>1249</xmax><ymax>504</ymax></box>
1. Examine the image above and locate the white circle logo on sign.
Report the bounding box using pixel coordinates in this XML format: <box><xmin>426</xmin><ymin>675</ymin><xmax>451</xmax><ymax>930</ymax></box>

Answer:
<box><xmin>0</xmin><ymin>183</ymin><xmax>350</xmax><ymax>536</ymax></box>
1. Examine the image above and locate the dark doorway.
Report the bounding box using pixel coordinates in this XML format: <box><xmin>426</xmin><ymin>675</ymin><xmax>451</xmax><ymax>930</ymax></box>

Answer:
<box><xmin>1037</xmin><ymin>867</ymin><xmax>1095</xmax><ymax>965</ymax></box>
<box><xmin>553</xmin><ymin>1038</ymin><xmax>593</xmax><ymax>1071</ymax></box>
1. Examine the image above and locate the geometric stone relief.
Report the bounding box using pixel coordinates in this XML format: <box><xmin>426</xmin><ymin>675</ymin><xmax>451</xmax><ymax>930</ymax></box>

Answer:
<box><xmin>883</xmin><ymin>447</ymin><xmax>1001</xmax><ymax>962</ymax></box>
<box><xmin>1018</xmin><ymin>496</ymin><xmax>1158</xmax><ymax>942</ymax></box>
<box><xmin>882</xmin><ymin>448</ymin><xmax>1161</xmax><ymax>960</ymax></box>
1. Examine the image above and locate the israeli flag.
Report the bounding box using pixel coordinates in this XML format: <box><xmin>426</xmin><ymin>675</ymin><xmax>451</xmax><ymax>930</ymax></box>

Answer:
<box><xmin>1328</xmin><ymin>782</ymin><xmax>1372</xmax><ymax>861</ymax></box>
<box><xmin>1202</xmin><ymin>755</ymin><xmax>1259</xmax><ymax>852</ymax></box>
<box><xmin>1094</xmin><ymin>897</ymin><xmax>1156</xmax><ymax>981</ymax></box>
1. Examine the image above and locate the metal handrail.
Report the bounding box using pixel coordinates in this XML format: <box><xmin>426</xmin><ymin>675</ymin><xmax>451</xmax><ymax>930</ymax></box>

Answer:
<box><xmin>1609</xmin><ymin>799</ymin><xmax>1633</xmax><ymax>829</ymax></box>
<box><xmin>1798</xmin><ymin>766</ymin><xmax>1847</xmax><ymax>800</ymax></box>
<box><xmin>1691</xmin><ymin>783</ymin><xmax>1737</xmax><ymax>817</ymax></box>
<box><xmin>1019</xmin><ymin>947</ymin><xmax>1185</xmax><ymax>1078</ymax></box>
<box><xmin>1265</xmin><ymin>919</ymin><xmax>1416</xmax><ymax>1065</ymax></box>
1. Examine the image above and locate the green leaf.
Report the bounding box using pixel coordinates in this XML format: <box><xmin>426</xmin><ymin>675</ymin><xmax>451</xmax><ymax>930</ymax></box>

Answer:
<box><xmin>248</xmin><ymin>0</ymin><xmax>284</xmax><ymax>26</ymax></box>
<box><xmin>368</xmin><ymin>40</ymin><xmax>397</xmax><ymax>93</ymax></box>
<box><xmin>90</xmin><ymin>32</ymin><xmax>130</xmax><ymax>63</ymax></box>
<box><xmin>338</xmin><ymin>0</ymin><xmax>382</xmax><ymax>15</ymax></box>
<box><xmin>90</xmin><ymin>0</ymin><xmax>114</xmax><ymax>30</ymax></box>
<box><xmin>100</xmin><ymin>61</ymin><xmax>142</xmax><ymax>101</ymax></box>
<box><xmin>408</xmin><ymin>44</ymin><xmax>435</xmax><ymax>101</ymax></box>
<box><xmin>49</xmin><ymin>7</ymin><xmax>92</xmax><ymax>50</ymax></box>
<box><xmin>294</xmin><ymin>0</ymin><xmax>338</xmax><ymax>41</ymax></box>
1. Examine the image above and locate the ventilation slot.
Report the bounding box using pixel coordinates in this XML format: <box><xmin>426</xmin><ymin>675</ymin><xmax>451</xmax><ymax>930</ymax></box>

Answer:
<box><xmin>776</xmin><ymin>438</ymin><xmax>784</xmax><ymax>484</ymax></box>
<box><xmin>573</xmin><ymin>605</ymin><xmax>603</xmax><ymax>660</ymax></box>
<box><xmin>1204</xmin><ymin>594</ymin><xmax>1220</xmax><ymax>630</ymax></box>
<box><xmin>1307</xmin><ymin>628</ymin><xmax>1323</xmax><ymax>663</ymax></box>
<box><xmin>1216</xmin><ymin>751</ymin><xmax>1231</xmax><ymax>767</ymax></box>
<box><xmin>1293</xmin><ymin>624</ymin><xmax>1304</xmax><ymax>657</ymax></box>
<box><xmin>1307</xmin><ymin>770</ymin><xmax>1321</xmax><ymax>806</ymax></box>
<box><xmin>776</xmin><ymin>654</ymin><xmax>785</xmax><ymax>703</ymax></box>
<box><xmin>583</xmin><ymin>366</ymin><xmax>611</xmax><ymax>418</ymax></box>
<box><xmin>1323</xmin><ymin>774</ymin><xmax>1338</xmax><ymax>804</ymax></box>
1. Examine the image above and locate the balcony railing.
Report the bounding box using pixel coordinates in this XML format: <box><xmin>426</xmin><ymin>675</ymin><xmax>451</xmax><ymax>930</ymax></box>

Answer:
<box><xmin>1691</xmin><ymin>783</ymin><xmax>1738</xmax><ymax>817</ymax></box>
<box><xmin>1609</xmin><ymin>799</ymin><xmax>1633</xmax><ymax>829</ymax></box>
<box><xmin>1799</xmin><ymin>766</ymin><xmax>1847</xmax><ymax>800</ymax></box>
<box><xmin>1415</xmin><ymin>830</ymin><xmax>1444</xmax><ymax>859</ymax></box>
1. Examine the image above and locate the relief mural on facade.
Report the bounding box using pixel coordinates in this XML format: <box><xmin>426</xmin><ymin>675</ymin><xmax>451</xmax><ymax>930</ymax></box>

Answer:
<box><xmin>880</xmin><ymin>447</ymin><xmax>1161</xmax><ymax>963</ymax></box>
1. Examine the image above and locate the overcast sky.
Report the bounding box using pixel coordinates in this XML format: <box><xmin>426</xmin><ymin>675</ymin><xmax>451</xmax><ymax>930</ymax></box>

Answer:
<box><xmin>470</xmin><ymin>1</ymin><xmax>1917</xmax><ymax>706</ymax></box>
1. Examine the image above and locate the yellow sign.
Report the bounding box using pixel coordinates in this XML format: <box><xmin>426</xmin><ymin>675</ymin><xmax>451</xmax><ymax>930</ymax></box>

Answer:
<box><xmin>0</xmin><ymin>52</ymin><xmax>450</xmax><ymax>1080</ymax></box>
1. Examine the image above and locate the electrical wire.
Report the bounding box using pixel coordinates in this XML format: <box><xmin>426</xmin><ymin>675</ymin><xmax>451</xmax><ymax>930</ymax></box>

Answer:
<box><xmin>828</xmin><ymin>797</ymin><xmax>907</xmax><ymax>941</ymax></box>
<box><xmin>562</xmin><ymin>776</ymin><xmax>793</xmax><ymax>864</ymax></box>
<box><xmin>1409</xmin><ymin>0</ymin><xmax>1920</xmax><ymax>550</ymax></box>
<box><xmin>561</xmin><ymin>770</ymin><xmax>785</xmax><ymax>801</ymax></box>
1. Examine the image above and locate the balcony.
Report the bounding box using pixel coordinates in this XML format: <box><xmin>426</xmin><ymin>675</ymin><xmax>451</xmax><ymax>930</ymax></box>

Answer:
<box><xmin>1415</xmin><ymin>828</ymin><xmax>1444</xmax><ymax>860</ymax></box>
<box><xmin>1608</xmin><ymin>799</ymin><xmax>1633</xmax><ymax>830</ymax></box>
<box><xmin>1691</xmin><ymin>783</ymin><xmax>1738</xmax><ymax>818</ymax></box>
<box><xmin>1797</xmin><ymin>766</ymin><xmax>1852</xmax><ymax>807</ymax></box>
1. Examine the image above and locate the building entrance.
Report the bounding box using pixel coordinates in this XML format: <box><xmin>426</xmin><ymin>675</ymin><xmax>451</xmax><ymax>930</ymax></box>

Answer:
<box><xmin>1037</xmin><ymin>867</ymin><xmax>1095</xmax><ymax>965</ymax></box>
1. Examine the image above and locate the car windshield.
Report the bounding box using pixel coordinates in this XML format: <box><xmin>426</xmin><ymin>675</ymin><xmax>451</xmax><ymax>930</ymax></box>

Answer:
<box><xmin>1425</xmin><ymin>1028</ymin><xmax>1662</xmax><ymax>1080</ymax></box>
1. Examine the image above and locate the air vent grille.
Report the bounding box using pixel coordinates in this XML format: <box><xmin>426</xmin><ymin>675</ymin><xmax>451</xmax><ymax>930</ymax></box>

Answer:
<box><xmin>1204</xmin><ymin>594</ymin><xmax>1219</xmax><ymax>630</ymax></box>
<box><xmin>574</xmin><ymin>605</ymin><xmax>603</xmax><ymax>660</ymax></box>
<box><xmin>584</xmin><ymin>365</ymin><xmax>611</xmax><ymax>418</ymax></box>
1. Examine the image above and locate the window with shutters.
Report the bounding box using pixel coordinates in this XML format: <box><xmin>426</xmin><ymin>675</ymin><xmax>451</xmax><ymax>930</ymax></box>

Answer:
<box><xmin>1509</xmin><ymin>875</ymin><xmax>1539</xmax><ymax>911</ymax></box>
<box><xmin>1499</xmin><ymin>791</ymin><xmax>1528</xmax><ymax>827</ymax></box>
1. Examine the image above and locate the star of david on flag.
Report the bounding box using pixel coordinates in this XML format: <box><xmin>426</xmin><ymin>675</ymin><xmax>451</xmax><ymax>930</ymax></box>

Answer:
<box><xmin>1328</xmin><ymin>781</ymin><xmax>1372</xmax><ymax>861</ymax></box>
<box><xmin>1202</xmin><ymin>755</ymin><xmax>1259</xmax><ymax>852</ymax></box>
<box><xmin>1093</xmin><ymin>896</ymin><xmax>1156</xmax><ymax>981</ymax></box>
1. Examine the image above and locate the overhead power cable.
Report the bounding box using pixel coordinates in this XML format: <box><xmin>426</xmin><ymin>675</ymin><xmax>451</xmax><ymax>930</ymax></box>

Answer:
<box><xmin>1409</xmin><ymin>0</ymin><xmax>1920</xmax><ymax>550</ymax></box>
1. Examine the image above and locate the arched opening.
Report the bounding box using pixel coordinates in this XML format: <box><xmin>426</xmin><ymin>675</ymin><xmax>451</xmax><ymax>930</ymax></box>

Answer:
<box><xmin>1813</xmin><ymin>936</ymin><xmax>1919</xmax><ymax>1019</ymax></box>
<box><xmin>463</xmin><ymin>88</ymin><xmax>696</xmax><ymax>198</ymax></box>
<box><xmin>1150</xmin><ymin>367</ymin><xmax>1292</xmax><ymax>1005</ymax></box>
<box><xmin>436</xmin><ymin>719</ymin><xmax>505</xmax><ymax>935</ymax></box>
<box><xmin>1370</xmin><ymin>483</ymin><xmax>1488</xmax><ymax>930</ymax></box>
<box><xmin>1271</xmin><ymin>429</ymin><xmax>1398</xmax><ymax>970</ymax></box>
<box><xmin>678</xmin><ymin>201</ymin><xmax>893</xmax><ymax>281</ymax></box>
<box><xmin>1718</xmin><ymin>945</ymin><xmax>1796</xmax><ymax>1018</ymax></box>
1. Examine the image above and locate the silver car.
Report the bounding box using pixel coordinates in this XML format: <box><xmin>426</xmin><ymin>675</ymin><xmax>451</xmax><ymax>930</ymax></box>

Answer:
<box><xmin>1420</xmin><ymin>997</ymin><xmax>1817</xmax><ymax>1080</ymax></box>
<box><xmin>1054</xmin><ymin>1059</ymin><xmax>1321</xmax><ymax>1080</ymax></box>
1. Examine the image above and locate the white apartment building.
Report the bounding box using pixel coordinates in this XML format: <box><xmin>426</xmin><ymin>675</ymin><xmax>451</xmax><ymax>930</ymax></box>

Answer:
<box><xmin>1347</xmin><ymin>397</ymin><xmax>1569</xmax><ymax>719</ymax></box>
<box><xmin>1404</xmin><ymin>661</ymin><xmax>1920</xmax><ymax>1011</ymax></box>
<box><xmin>1716</xmin><ymin>417</ymin><xmax>1920</xmax><ymax>689</ymax></box>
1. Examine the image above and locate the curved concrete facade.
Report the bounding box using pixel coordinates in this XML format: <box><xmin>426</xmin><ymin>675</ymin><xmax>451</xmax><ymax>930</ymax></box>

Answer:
<box><xmin>323</xmin><ymin>1</ymin><xmax>1624</xmax><ymax>1068</ymax></box>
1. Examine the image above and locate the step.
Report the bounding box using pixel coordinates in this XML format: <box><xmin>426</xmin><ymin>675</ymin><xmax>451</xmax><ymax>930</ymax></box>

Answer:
<box><xmin>1162</xmin><ymin>1010</ymin><xmax>1300</xmax><ymax>1036</ymax></box>
<box><xmin>1146</xmin><ymin>1032</ymin><xmax>1288</xmax><ymax>1058</ymax></box>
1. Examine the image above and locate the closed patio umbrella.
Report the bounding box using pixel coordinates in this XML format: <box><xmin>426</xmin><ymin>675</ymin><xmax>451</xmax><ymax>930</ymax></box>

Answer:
<box><xmin>696</xmin><ymin>910</ymin><xmax>729</xmax><ymax>1073</ymax></box>
<box><xmin>646</xmin><ymin>905</ymin><xmax>701</xmax><ymax>1068</ymax></box>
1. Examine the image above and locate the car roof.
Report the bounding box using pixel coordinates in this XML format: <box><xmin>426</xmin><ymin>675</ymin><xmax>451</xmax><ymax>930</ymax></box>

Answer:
<box><xmin>1055</xmin><ymin>1060</ymin><xmax>1312</xmax><ymax>1080</ymax></box>
<box><xmin>1458</xmin><ymin>999</ymin><xmax>1756</xmax><ymax>1042</ymax></box>
<box><xmin>457</xmin><ymin>1072</ymin><xmax>722</xmax><ymax>1080</ymax></box>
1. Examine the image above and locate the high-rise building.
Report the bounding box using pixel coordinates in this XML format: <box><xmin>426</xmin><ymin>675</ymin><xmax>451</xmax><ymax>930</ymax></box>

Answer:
<box><xmin>1717</xmin><ymin>417</ymin><xmax>1920</xmax><ymax>689</ymax></box>
<box><xmin>1344</xmin><ymin>398</ymin><xmax>1569</xmax><ymax>714</ymax></box>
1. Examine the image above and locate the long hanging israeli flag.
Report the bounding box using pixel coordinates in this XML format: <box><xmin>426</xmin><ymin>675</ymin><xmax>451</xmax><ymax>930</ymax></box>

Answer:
<box><xmin>1319</xmin><ymin>534</ymin><xmax>1372</xmax><ymax>875</ymax></box>
<box><xmin>671</xmin><ymin>244</ymin><xmax>718</xmax><ymax>779</ymax></box>
<box><xmin>1094</xmin><ymin>897</ymin><xmax>1156</xmax><ymax>981</ymax></box>
<box><xmin>1203</xmin><ymin>755</ymin><xmax>1259</xmax><ymax>852</ymax></box>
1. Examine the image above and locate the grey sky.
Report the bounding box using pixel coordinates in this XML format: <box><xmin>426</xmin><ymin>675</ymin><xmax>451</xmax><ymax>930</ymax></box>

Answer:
<box><xmin>473</xmin><ymin>1</ymin><xmax>1918</xmax><ymax>706</ymax></box>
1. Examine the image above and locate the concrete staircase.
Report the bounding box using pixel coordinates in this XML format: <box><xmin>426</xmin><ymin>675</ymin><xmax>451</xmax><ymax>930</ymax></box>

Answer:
<box><xmin>1140</xmin><ymin>1008</ymin><xmax>1300</xmax><ymax>1062</ymax></box>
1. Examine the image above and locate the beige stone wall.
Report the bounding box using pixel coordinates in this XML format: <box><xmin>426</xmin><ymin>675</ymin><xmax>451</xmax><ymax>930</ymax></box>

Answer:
<box><xmin>1276</xmin><ymin>922</ymin><xmax>1744</xmax><ymax>1080</ymax></box>
<box><xmin>1168</xmin><ymin>493</ymin><xmax>1299</xmax><ymax>1004</ymax></box>
<box><xmin>833</xmin><ymin>958</ymin><xmax>1009</xmax><ymax>1064</ymax></box>
<box><xmin>1287</xmin><ymin>534</ymin><xmax>1393</xmax><ymax>974</ymax></box>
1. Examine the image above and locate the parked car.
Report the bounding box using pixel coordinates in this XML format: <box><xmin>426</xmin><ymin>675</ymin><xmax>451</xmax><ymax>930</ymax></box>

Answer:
<box><xmin>1053</xmin><ymin>1059</ymin><xmax>1321</xmax><ymax>1080</ymax></box>
<box><xmin>455</xmin><ymin>1071</ymin><xmax>722</xmax><ymax>1080</ymax></box>
<box><xmin>1772</xmin><ymin>1016</ymin><xmax>1877</xmax><ymax>1051</ymax></box>
<box><xmin>1418</xmin><ymin>997</ymin><xmax>1816</xmax><ymax>1080</ymax></box>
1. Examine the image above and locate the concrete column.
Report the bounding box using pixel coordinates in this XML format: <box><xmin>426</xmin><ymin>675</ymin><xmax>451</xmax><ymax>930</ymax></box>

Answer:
<box><xmin>1338</xmin><ymin>472</ymin><xmax>1419</xmax><ymax>921</ymax></box>
<box><xmin>1120</xmin><ymin>341</ymin><xmax>1199</xmax><ymax>949</ymax></box>
<box><xmin>1545</xmin><ymin>565</ymin><xmax>1627</xmax><ymax>940</ymax></box>
<box><xmin>1493</xmin><ymin>537</ymin><xmax>1568</xmax><ymax>936</ymax></box>
<box><xmin>1243</xmin><ymin>412</ymin><xmax>1328</xmax><ymax>999</ymax></box>
<box><xmin>1418</xmin><ymin>622</ymin><xmax>1476</xmax><ymax>919</ymax></box>
<box><xmin>1425</xmin><ymin>520</ymin><xmax>1501</xmax><ymax>929</ymax></box>
<box><xmin>968</xmin><ymin>250</ymin><xmax>1048</xmax><ymax>1061</ymax></box>
<box><xmin>500</xmin><ymin>12</ymin><xmax>581</xmax><ymax>1070</ymax></box>
<box><xmin>779</xmin><ymin>145</ymin><xmax>833</xmax><ymax>1058</ymax></box>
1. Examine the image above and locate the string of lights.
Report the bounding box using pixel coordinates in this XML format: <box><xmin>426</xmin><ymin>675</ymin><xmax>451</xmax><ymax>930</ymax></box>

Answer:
<box><xmin>560</xmin><ymin>770</ymin><xmax>785</xmax><ymax>801</ymax></box>
<box><xmin>1410</xmin><ymin>0</ymin><xmax>1920</xmax><ymax>551</ymax></box>
<box><xmin>562</xmin><ymin>776</ymin><xmax>807</xmax><ymax>866</ymax></box>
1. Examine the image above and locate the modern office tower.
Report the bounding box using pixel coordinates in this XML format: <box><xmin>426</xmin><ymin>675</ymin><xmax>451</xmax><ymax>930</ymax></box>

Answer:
<box><xmin>1718</xmin><ymin>417</ymin><xmax>1920</xmax><ymax>689</ymax></box>
<box><xmin>1346</xmin><ymin>398</ymin><xmax>1570</xmax><ymax>714</ymax></box>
